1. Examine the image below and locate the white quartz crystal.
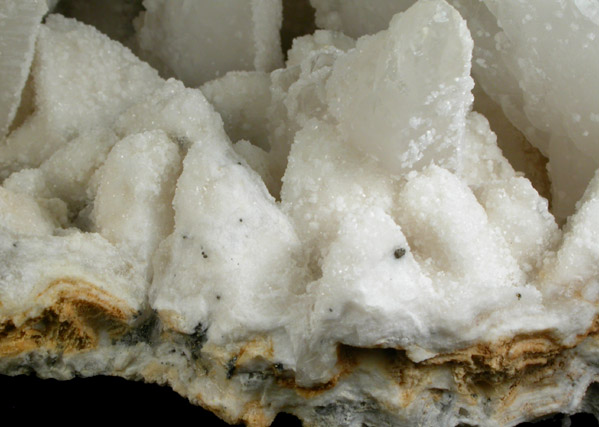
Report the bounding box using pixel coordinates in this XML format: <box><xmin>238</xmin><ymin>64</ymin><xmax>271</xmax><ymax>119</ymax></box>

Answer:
<box><xmin>309</xmin><ymin>0</ymin><xmax>599</xmax><ymax>221</ymax></box>
<box><xmin>326</xmin><ymin>0</ymin><xmax>474</xmax><ymax>175</ymax></box>
<box><xmin>91</xmin><ymin>130</ymin><xmax>181</xmax><ymax>280</ymax></box>
<box><xmin>1</xmin><ymin>1</ymin><xmax>599</xmax><ymax>426</ymax></box>
<box><xmin>201</xmin><ymin>71</ymin><xmax>272</xmax><ymax>152</ymax></box>
<box><xmin>135</xmin><ymin>0</ymin><xmax>283</xmax><ymax>86</ymax></box>
<box><xmin>0</xmin><ymin>14</ymin><xmax>162</xmax><ymax>178</ymax></box>
<box><xmin>459</xmin><ymin>0</ymin><xmax>599</xmax><ymax>221</ymax></box>
<box><xmin>0</xmin><ymin>0</ymin><xmax>47</xmax><ymax>139</ymax></box>
<box><xmin>147</xmin><ymin>81</ymin><xmax>305</xmax><ymax>343</ymax></box>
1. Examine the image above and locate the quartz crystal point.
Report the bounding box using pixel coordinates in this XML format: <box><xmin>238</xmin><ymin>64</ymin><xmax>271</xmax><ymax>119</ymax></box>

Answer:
<box><xmin>469</xmin><ymin>0</ymin><xmax>599</xmax><ymax>220</ymax></box>
<box><xmin>0</xmin><ymin>13</ymin><xmax>163</xmax><ymax>178</ymax></box>
<box><xmin>1</xmin><ymin>0</ymin><xmax>599</xmax><ymax>426</ymax></box>
<box><xmin>310</xmin><ymin>0</ymin><xmax>599</xmax><ymax>221</ymax></box>
<box><xmin>326</xmin><ymin>0</ymin><xmax>474</xmax><ymax>175</ymax></box>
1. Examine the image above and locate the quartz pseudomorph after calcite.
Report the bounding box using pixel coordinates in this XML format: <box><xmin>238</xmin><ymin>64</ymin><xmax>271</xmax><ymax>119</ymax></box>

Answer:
<box><xmin>1</xmin><ymin>0</ymin><xmax>599</xmax><ymax>426</ymax></box>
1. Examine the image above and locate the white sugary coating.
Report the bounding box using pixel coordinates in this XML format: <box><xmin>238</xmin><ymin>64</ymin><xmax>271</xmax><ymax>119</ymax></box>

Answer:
<box><xmin>2</xmin><ymin>2</ymin><xmax>599</xmax><ymax>425</ymax></box>
<box><xmin>0</xmin><ymin>187</ymin><xmax>57</xmax><ymax>236</ymax></box>
<box><xmin>0</xmin><ymin>129</ymin><xmax>118</xmax><ymax>229</ymax></box>
<box><xmin>151</xmin><ymin>138</ymin><xmax>304</xmax><ymax>341</ymax></box>
<box><xmin>281</xmin><ymin>120</ymin><xmax>395</xmax><ymax>268</ymax></box>
<box><xmin>232</xmin><ymin>139</ymin><xmax>276</xmax><ymax>192</ymax></box>
<box><xmin>456</xmin><ymin>0</ymin><xmax>599</xmax><ymax>220</ymax></box>
<box><xmin>40</xmin><ymin>128</ymin><xmax>119</xmax><ymax>209</ymax></box>
<box><xmin>136</xmin><ymin>0</ymin><xmax>283</xmax><ymax>87</ymax></box>
<box><xmin>326</xmin><ymin>0</ymin><xmax>474</xmax><ymax>175</ymax></box>
<box><xmin>201</xmin><ymin>71</ymin><xmax>272</xmax><ymax>151</ymax></box>
<box><xmin>392</xmin><ymin>166</ymin><xmax>548</xmax><ymax>348</ymax></box>
<box><xmin>396</xmin><ymin>165</ymin><xmax>523</xmax><ymax>289</ymax></box>
<box><xmin>4</xmin><ymin>167</ymin><xmax>54</xmax><ymax>199</ymax></box>
<box><xmin>115</xmin><ymin>79</ymin><xmax>223</xmax><ymax>146</ymax></box>
<box><xmin>523</xmin><ymin>170</ymin><xmax>599</xmax><ymax>344</ymax></box>
<box><xmin>2</xmin><ymin>168</ymin><xmax>69</xmax><ymax>229</ymax></box>
<box><xmin>266</xmin><ymin>31</ymin><xmax>355</xmax><ymax>196</ymax></box>
<box><xmin>474</xmin><ymin>176</ymin><xmax>559</xmax><ymax>275</ymax></box>
<box><xmin>310</xmin><ymin>0</ymin><xmax>599</xmax><ymax>221</ymax></box>
<box><xmin>458</xmin><ymin>111</ymin><xmax>515</xmax><ymax>185</ymax></box>
<box><xmin>282</xmin><ymin>114</ymin><xmax>561</xmax><ymax>384</ymax></box>
<box><xmin>147</xmin><ymin>83</ymin><xmax>305</xmax><ymax>343</ymax></box>
<box><xmin>0</xmin><ymin>0</ymin><xmax>47</xmax><ymax>138</ymax></box>
<box><xmin>286</xmin><ymin>29</ymin><xmax>356</xmax><ymax>67</ymax></box>
<box><xmin>0</xmin><ymin>14</ymin><xmax>162</xmax><ymax>178</ymax></box>
<box><xmin>91</xmin><ymin>130</ymin><xmax>181</xmax><ymax>279</ymax></box>
<box><xmin>196</xmin><ymin>31</ymin><xmax>353</xmax><ymax>198</ymax></box>
<box><xmin>391</xmin><ymin>164</ymin><xmax>568</xmax><ymax>342</ymax></box>
<box><xmin>294</xmin><ymin>207</ymin><xmax>435</xmax><ymax>384</ymax></box>
<box><xmin>287</xmin><ymin>156</ymin><xmax>554</xmax><ymax>384</ymax></box>
<box><xmin>539</xmin><ymin>171</ymin><xmax>599</xmax><ymax>300</ymax></box>
<box><xmin>459</xmin><ymin>113</ymin><xmax>560</xmax><ymax>275</ymax></box>
<box><xmin>0</xmin><ymin>228</ymin><xmax>146</xmax><ymax>325</ymax></box>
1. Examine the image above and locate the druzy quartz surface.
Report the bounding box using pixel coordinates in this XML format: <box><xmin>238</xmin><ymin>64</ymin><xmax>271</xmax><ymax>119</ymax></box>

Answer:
<box><xmin>1</xmin><ymin>1</ymin><xmax>599</xmax><ymax>426</ymax></box>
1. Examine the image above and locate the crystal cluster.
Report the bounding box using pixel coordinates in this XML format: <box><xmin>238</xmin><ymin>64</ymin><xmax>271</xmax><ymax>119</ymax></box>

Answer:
<box><xmin>1</xmin><ymin>1</ymin><xmax>598</xmax><ymax>426</ymax></box>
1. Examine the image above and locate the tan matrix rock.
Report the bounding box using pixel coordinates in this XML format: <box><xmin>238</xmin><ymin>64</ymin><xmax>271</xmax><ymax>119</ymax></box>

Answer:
<box><xmin>1</xmin><ymin>1</ymin><xmax>599</xmax><ymax>426</ymax></box>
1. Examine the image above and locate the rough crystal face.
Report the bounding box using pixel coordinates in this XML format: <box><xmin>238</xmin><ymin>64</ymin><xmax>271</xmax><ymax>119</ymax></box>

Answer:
<box><xmin>1</xmin><ymin>1</ymin><xmax>599</xmax><ymax>426</ymax></box>
<box><xmin>311</xmin><ymin>0</ymin><xmax>599</xmax><ymax>222</ymax></box>
<box><xmin>326</xmin><ymin>0</ymin><xmax>474</xmax><ymax>176</ymax></box>
<box><xmin>0</xmin><ymin>0</ymin><xmax>47</xmax><ymax>138</ymax></box>
<box><xmin>135</xmin><ymin>0</ymin><xmax>283</xmax><ymax>86</ymax></box>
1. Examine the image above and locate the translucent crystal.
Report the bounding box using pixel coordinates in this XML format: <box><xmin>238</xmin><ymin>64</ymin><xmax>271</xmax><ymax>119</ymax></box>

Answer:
<box><xmin>1</xmin><ymin>1</ymin><xmax>599</xmax><ymax>426</ymax></box>
<box><xmin>326</xmin><ymin>0</ymin><xmax>474</xmax><ymax>175</ymax></box>
<box><xmin>135</xmin><ymin>0</ymin><xmax>283</xmax><ymax>86</ymax></box>
<box><xmin>0</xmin><ymin>0</ymin><xmax>47</xmax><ymax>137</ymax></box>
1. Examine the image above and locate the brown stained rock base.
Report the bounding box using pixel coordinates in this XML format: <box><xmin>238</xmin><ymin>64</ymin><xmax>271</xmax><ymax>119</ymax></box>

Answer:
<box><xmin>0</xmin><ymin>278</ymin><xmax>133</xmax><ymax>357</ymax></box>
<box><xmin>0</xmin><ymin>295</ymin><xmax>598</xmax><ymax>426</ymax></box>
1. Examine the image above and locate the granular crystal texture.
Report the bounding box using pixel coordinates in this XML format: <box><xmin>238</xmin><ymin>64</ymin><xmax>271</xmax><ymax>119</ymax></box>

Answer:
<box><xmin>1</xmin><ymin>1</ymin><xmax>599</xmax><ymax>426</ymax></box>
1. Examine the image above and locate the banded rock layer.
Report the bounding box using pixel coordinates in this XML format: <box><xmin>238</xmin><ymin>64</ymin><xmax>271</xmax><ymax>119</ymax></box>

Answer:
<box><xmin>1</xmin><ymin>1</ymin><xmax>599</xmax><ymax>426</ymax></box>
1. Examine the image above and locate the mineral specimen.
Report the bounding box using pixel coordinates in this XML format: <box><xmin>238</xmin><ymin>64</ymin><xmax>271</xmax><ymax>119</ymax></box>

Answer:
<box><xmin>1</xmin><ymin>0</ymin><xmax>599</xmax><ymax>426</ymax></box>
<box><xmin>310</xmin><ymin>0</ymin><xmax>599</xmax><ymax>221</ymax></box>
<box><xmin>136</xmin><ymin>0</ymin><xmax>283</xmax><ymax>86</ymax></box>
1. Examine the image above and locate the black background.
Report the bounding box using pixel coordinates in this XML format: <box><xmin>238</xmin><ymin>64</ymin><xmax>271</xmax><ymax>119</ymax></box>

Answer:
<box><xmin>0</xmin><ymin>374</ymin><xmax>596</xmax><ymax>426</ymax></box>
<box><xmin>6</xmin><ymin>1</ymin><xmax>598</xmax><ymax>427</ymax></box>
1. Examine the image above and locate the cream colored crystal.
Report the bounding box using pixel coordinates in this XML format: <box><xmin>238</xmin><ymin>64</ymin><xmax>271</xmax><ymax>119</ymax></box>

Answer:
<box><xmin>1</xmin><ymin>1</ymin><xmax>599</xmax><ymax>426</ymax></box>
<box><xmin>0</xmin><ymin>0</ymin><xmax>47</xmax><ymax>138</ymax></box>
<box><xmin>135</xmin><ymin>0</ymin><xmax>283</xmax><ymax>86</ymax></box>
